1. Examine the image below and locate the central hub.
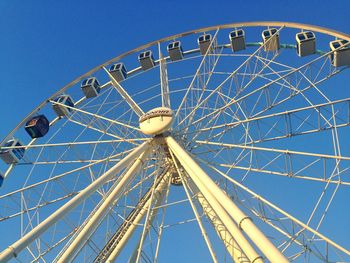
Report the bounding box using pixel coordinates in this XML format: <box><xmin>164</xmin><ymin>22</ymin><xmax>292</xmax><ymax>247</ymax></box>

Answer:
<box><xmin>139</xmin><ymin>107</ymin><xmax>173</xmax><ymax>135</ymax></box>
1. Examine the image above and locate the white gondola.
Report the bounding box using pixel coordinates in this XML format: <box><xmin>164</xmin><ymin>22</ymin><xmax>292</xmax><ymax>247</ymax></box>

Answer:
<box><xmin>296</xmin><ymin>31</ymin><xmax>316</xmax><ymax>57</ymax></box>
<box><xmin>167</xmin><ymin>41</ymin><xmax>183</xmax><ymax>61</ymax></box>
<box><xmin>198</xmin><ymin>34</ymin><xmax>213</xmax><ymax>55</ymax></box>
<box><xmin>138</xmin><ymin>50</ymin><xmax>155</xmax><ymax>70</ymax></box>
<box><xmin>52</xmin><ymin>94</ymin><xmax>75</xmax><ymax>117</ymax></box>
<box><xmin>170</xmin><ymin>171</ymin><xmax>182</xmax><ymax>186</ymax></box>
<box><xmin>81</xmin><ymin>77</ymin><xmax>101</xmax><ymax>98</ymax></box>
<box><xmin>229</xmin><ymin>29</ymin><xmax>245</xmax><ymax>52</ymax></box>
<box><xmin>0</xmin><ymin>139</ymin><xmax>25</xmax><ymax>164</ymax></box>
<box><xmin>109</xmin><ymin>63</ymin><xmax>127</xmax><ymax>82</ymax></box>
<box><xmin>262</xmin><ymin>28</ymin><xmax>279</xmax><ymax>51</ymax></box>
<box><xmin>329</xmin><ymin>39</ymin><xmax>350</xmax><ymax>67</ymax></box>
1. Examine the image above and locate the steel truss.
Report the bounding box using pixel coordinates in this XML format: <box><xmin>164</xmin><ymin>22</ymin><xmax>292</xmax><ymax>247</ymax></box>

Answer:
<box><xmin>1</xmin><ymin>22</ymin><xmax>350</xmax><ymax>263</ymax></box>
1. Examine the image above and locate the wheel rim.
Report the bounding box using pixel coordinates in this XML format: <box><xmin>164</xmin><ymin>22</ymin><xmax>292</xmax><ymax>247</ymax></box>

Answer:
<box><xmin>0</xmin><ymin>22</ymin><xmax>350</xmax><ymax>262</ymax></box>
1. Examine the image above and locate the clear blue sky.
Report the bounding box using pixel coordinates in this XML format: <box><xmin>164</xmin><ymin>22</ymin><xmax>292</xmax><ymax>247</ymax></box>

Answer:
<box><xmin>0</xmin><ymin>0</ymin><xmax>349</xmax><ymax>140</ymax></box>
<box><xmin>0</xmin><ymin>0</ymin><xmax>350</xmax><ymax>262</ymax></box>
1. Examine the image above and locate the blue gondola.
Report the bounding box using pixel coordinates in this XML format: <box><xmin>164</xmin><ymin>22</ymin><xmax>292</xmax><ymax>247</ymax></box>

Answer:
<box><xmin>198</xmin><ymin>34</ymin><xmax>213</xmax><ymax>55</ymax></box>
<box><xmin>296</xmin><ymin>31</ymin><xmax>316</xmax><ymax>57</ymax></box>
<box><xmin>167</xmin><ymin>41</ymin><xmax>183</xmax><ymax>61</ymax></box>
<box><xmin>262</xmin><ymin>28</ymin><xmax>279</xmax><ymax>51</ymax></box>
<box><xmin>229</xmin><ymin>29</ymin><xmax>245</xmax><ymax>52</ymax></box>
<box><xmin>25</xmin><ymin>115</ymin><xmax>50</xmax><ymax>138</ymax></box>
<box><xmin>81</xmin><ymin>77</ymin><xmax>101</xmax><ymax>98</ymax></box>
<box><xmin>109</xmin><ymin>63</ymin><xmax>127</xmax><ymax>82</ymax></box>
<box><xmin>138</xmin><ymin>51</ymin><xmax>155</xmax><ymax>70</ymax></box>
<box><xmin>52</xmin><ymin>95</ymin><xmax>75</xmax><ymax>117</ymax></box>
<box><xmin>0</xmin><ymin>139</ymin><xmax>25</xmax><ymax>164</ymax></box>
<box><xmin>0</xmin><ymin>173</ymin><xmax>3</xmax><ymax>187</ymax></box>
<box><xmin>330</xmin><ymin>39</ymin><xmax>350</xmax><ymax>67</ymax></box>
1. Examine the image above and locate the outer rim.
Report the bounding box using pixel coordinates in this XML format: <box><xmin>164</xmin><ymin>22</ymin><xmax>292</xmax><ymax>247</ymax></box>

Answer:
<box><xmin>2</xmin><ymin>21</ymin><xmax>350</xmax><ymax>144</ymax></box>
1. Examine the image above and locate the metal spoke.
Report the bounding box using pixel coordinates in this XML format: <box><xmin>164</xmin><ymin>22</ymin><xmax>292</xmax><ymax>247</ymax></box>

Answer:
<box><xmin>0</xmin><ymin>141</ymin><xmax>151</xmax><ymax>262</ymax></box>
<box><xmin>175</xmin><ymin>28</ymin><xmax>220</xmax><ymax>120</ymax></box>
<box><xmin>176</xmin><ymin>26</ymin><xmax>284</xmax><ymax>129</ymax></box>
<box><xmin>158</xmin><ymin>43</ymin><xmax>171</xmax><ymax>108</ymax></box>
<box><xmin>103</xmin><ymin>67</ymin><xmax>144</xmax><ymax>116</ymax></box>
<box><xmin>50</xmin><ymin>99</ymin><xmax>140</xmax><ymax>132</ymax></box>
<box><xmin>187</xmin><ymin>45</ymin><xmax>342</xmax><ymax>130</ymax></box>
<box><xmin>168</xmin><ymin>149</ymin><xmax>219</xmax><ymax>263</ymax></box>
<box><xmin>204</xmin><ymin>162</ymin><xmax>350</xmax><ymax>257</ymax></box>
<box><xmin>1</xmin><ymin>22</ymin><xmax>350</xmax><ymax>262</ymax></box>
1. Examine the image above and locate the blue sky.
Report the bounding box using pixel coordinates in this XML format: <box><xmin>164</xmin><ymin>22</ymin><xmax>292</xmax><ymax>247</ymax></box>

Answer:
<box><xmin>0</xmin><ymin>0</ymin><xmax>349</xmax><ymax>140</ymax></box>
<box><xmin>0</xmin><ymin>0</ymin><xmax>350</xmax><ymax>262</ymax></box>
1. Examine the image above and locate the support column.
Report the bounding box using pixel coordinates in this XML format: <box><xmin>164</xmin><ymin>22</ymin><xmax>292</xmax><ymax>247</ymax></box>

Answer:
<box><xmin>0</xmin><ymin>141</ymin><xmax>151</xmax><ymax>262</ymax></box>
<box><xmin>97</xmin><ymin>172</ymin><xmax>169</xmax><ymax>262</ymax></box>
<box><xmin>190</xmin><ymin>182</ymin><xmax>249</xmax><ymax>263</ymax></box>
<box><xmin>167</xmin><ymin>144</ymin><xmax>262</xmax><ymax>263</ymax></box>
<box><xmin>58</xmin><ymin>148</ymin><xmax>151</xmax><ymax>262</ymax></box>
<box><xmin>126</xmin><ymin>173</ymin><xmax>170</xmax><ymax>263</ymax></box>
<box><xmin>166</xmin><ymin>136</ymin><xmax>288</xmax><ymax>263</ymax></box>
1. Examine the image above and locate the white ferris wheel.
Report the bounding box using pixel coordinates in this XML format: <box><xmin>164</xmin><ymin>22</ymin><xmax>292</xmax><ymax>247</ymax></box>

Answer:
<box><xmin>0</xmin><ymin>22</ymin><xmax>350</xmax><ymax>262</ymax></box>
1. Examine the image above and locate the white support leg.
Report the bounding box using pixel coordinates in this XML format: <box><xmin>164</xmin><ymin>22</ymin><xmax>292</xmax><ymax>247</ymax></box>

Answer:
<box><xmin>0</xmin><ymin>141</ymin><xmax>151</xmax><ymax>262</ymax></box>
<box><xmin>105</xmin><ymin>172</ymin><xmax>170</xmax><ymax>262</ymax></box>
<box><xmin>166</xmin><ymin>136</ymin><xmax>288</xmax><ymax>263</ymax></box>
<box><xmin>57</xmin><ymin>148</ymin><xmax>151</xmax><ymax>262</ymax></box>
<box><xmin>127</xmin><ymin>173</ymin><xmax>170</xmax><ymax>263</ymax></box>
<box><xmin>168</xmin><ymin>149</ymin><xmax>219</xmax><ymax>263</ymax></box>
<box><xmin>189</xmin><ymin>180</ymin><xmax>248</xmax><ymax>263</ymax></box>
<box><xmin>167</xmin><ymin>141</ymin><xmax>262</xmax><ymax>263</ymax></box>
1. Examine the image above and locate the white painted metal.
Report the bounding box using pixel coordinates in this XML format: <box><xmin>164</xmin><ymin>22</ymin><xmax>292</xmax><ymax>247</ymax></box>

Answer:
<box><xmin>57</xmin><ymin>149</ymin><xmax>151</xmax><ymax>262</ymax></box>
<box><xmin>168</xmin><ymin>150</ymin><xmax>219</xmax><ymax>263</ymax></box>
<box><xmin>166</xmin><ymin>136</ymin><xmax>288</xmax><ymax>263</ymax></box>
<box><xmin>2</xmin><ymin>21</ymin><xmax>350</xmax><ymax>262</ymax></box>
<box><xmin>2</xmin><ymin>21</ymin><xmax>350</xmax><ymax>146</ymax></box>
<box><xmin>139</xmin><ymin>107</ymin><xmax>173</xmax><ymax>135</ymax></box>
<box><xmin>129</xmin><ymin>173</ymin><xmax>170</xmax><ymax>263</ymax></box>
<box><xmin>50</xmin><ymin>99</ymin><xmax>140</xmax><ymax>131</ymax></box>
<box><xmin>106</xmin><ymin>172</ymin><xmax>170</xmax><ymax>262</ymax></box>
<box><xmin>207</xmin><ymin>163</ymin><xmax>350</xmax><ymax>257</ymax></box>
<box><xmin>177</xmin><ymin>26</ymin><xmax>284</xmax><ymax>128</ymax></box>
<box><xmin>103</xmin><ymin>67</ymin><xmax>144</xmax><ymax>117</ymax></box>
<box><xmin>195</xmin><ymin>141</ymin><xmax>350</xmax><ymax>161</ymax></box>
<box><xmin>175</xmin><ymin>29</ymin><xmax>220</xmax><ymax>119</ymax></box>
<box><xmin>68</xmin><ymin>118</ymin><xmax>135</xmax><ymax>142</ymax></box>
<box><xmin>158</xmin><ymin>43</ymin><xmax>171</xmax><ymax>108</ymax></box>
<box><xmin>196</xmin><ymin>98</ymin><xmax>350</xmax><ymax>133</ymax></box>
<box><xmin>0</xmin><ymin>141</ymin><xmax>151</xmax><ymax>262</ymax></box>
<box><xmin>194</xmin><ymin>187</ymin><xmax>248</xmax><ymax>263</ymax></box>
<box><xmin>166</xmin><ymin>140</ymin><xmax>263</xmax><ymax>263</ymax></box>
<box><xmin>188</xmin><ymin>43</ymin><xmax>341</xmax><ymax>128</ymax></box>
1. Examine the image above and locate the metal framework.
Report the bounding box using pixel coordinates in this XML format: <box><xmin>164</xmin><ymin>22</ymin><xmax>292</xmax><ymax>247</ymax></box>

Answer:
<box><xmin>1</xmin><ymin>22</ymin><xmax>350</xmax><ymax>262</ymax></box>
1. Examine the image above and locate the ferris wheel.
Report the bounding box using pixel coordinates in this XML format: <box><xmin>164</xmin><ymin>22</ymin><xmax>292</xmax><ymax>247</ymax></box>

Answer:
<box><xmin>0</xmin><ymin>21</ymin><xmax>350</xmax><ymax>262</ymax></box>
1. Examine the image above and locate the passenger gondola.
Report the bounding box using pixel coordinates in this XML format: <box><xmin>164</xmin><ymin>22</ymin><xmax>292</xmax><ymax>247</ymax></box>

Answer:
<box><xmin>0</xmin><ymin>172</ymin><xmax>3</xmax><ymax>187</ymax></box>
<box><xmin>167</xmin><ymin>41</ymin><xmax>184</xmax><ymax>61</ymax></box>
<box><xmin>229</xmin><ymin>29</ymin><xmax>245</xmax><ymax>52</ymax></box>
<box><xmin>25</xmin><ymin>115</ymin><xmax>50</xmax><ymax>138</ymax></box>
<box><xmin>262</xmin><ymin>28</ymin><xmax>279</xmax><ymax>51</ymax></box>
<box><xmin>52</xmin><ymin>95</ymin><xmax>75</xmax><ymax>117</ymax></box>
<box><xmin>198</xmin><ymin>34</ymin><xmax>213</xmax><ymax>55</ymax></box>
<box><xmin>296</xmin><ymin>31</ymin><xmax>316</xmax><ymax>57</ymax></box>
<box><xmin>138</xmin><ymin>51</ymin><xmax>155</xmax><ymax>70</ymax></box>
<box><xmin>81</xmin><ymin>77</ymin><xmax>101</xmax><ymax>98</ymax></box>
<box><xmin>0</xmin><ymin>139</ymin><xmax>25</xmax><ymax>164</ymax></box>
<box><xmin>329</xmin><ymin>39</ymin><xmax>350</xmax><ymax>67</ymax></box>
<box><xmin>109</xmin><ymin>63</ymin><xmax>127</xmax><ymax>82</ymax></box>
